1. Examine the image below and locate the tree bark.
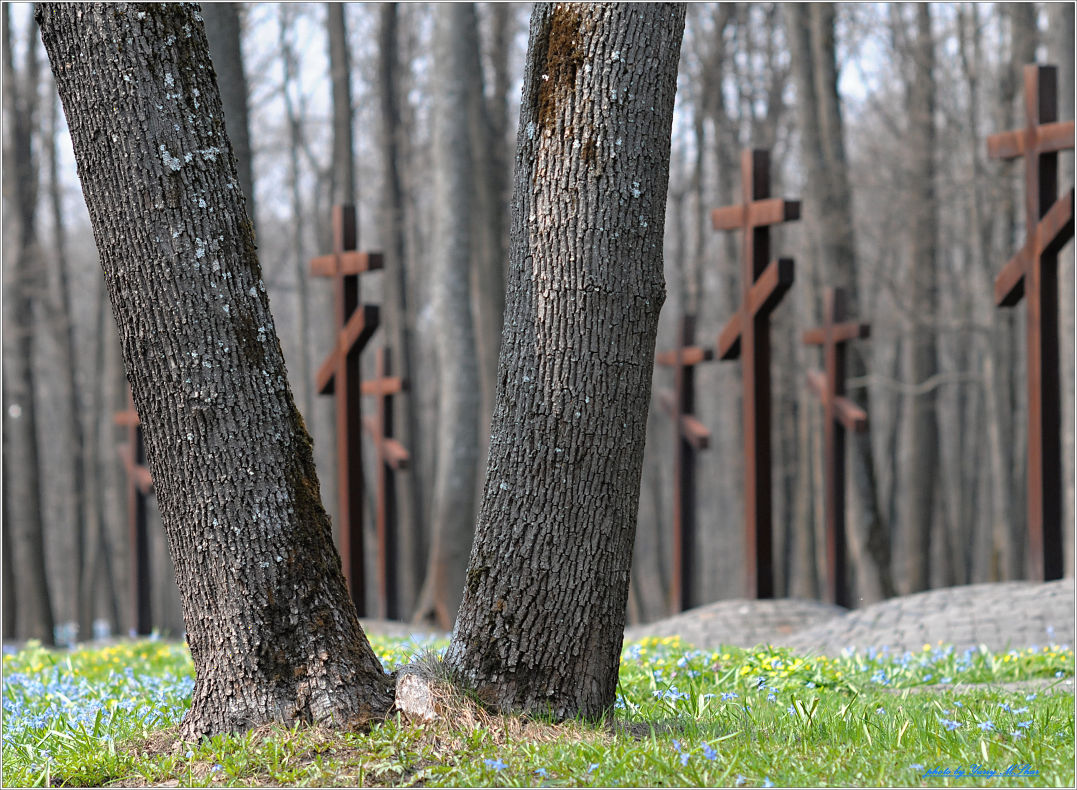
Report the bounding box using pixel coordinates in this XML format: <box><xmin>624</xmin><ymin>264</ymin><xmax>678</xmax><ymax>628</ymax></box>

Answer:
<box><xmin>200</xmin><ymin>3</ymin><xmax>254</xmax><ymax>227</ymax></box>
<box><xmin>445</xmin><ymin>2</ymin><xmax>685</xmax><ymax>720</ymax></box>
<box><xmin>3</xmin><ymin>3</ymin><xmax>56</xmax><ymax>645</ymax></box>
<box><xmin>897</xmin><ymin>4</ymin><xmax>940</xmax><ymax>594</ymax></box>
<box><xmin>38</xmin><ymin>3</ymin><xmax>391</xmax><ymax>738</ymax></box>
<box><xmin>377</xmin><ymin>2</ymin><xmax>425</xmax><ymax>616</ymax></box>
<box><xmin>413</xmin><ymin>3</ymin><xmax>482</xmax><ymax>630</ymax></box>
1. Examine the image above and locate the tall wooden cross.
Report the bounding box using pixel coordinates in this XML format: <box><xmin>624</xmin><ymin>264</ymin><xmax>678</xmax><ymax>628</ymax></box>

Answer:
<box><xmin>361</xmin><ymin>347</ymin><xmax>409</xmax><ymax>620</ymax></box>
<box><xmin>311</xmin><ymin>205</ymin><xmax>382</xmax><ymax>614</ymax></box>
<box><xmin>987</xmin><ymin>64</ymin><xmax>1075</xmax><ymax>581</ymax></box>
<box><xmin>114</xmin><ymin>387</ymin><xmax>153</xmax><ymax>635</ymax></box>
<box><xmin>655</xmin><ymin>314</ymin><xmax>713</xmax><ymax>612</ymax></box>
<box><xmin>712</xmin><ymin>148</ymin><xmax>799</xmax><ymax>599</ymax></box>
<box><xmin>803</xmin><ymin>288</ymin><xmax>869</xmax><ymax>607</ymax></box>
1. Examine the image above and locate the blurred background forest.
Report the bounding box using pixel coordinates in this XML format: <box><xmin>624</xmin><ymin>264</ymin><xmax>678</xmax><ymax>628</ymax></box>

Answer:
<box><xmin>3</xmin><ymin>2</ymin><xmax>1074</xmax><ymax>645</ymax></box>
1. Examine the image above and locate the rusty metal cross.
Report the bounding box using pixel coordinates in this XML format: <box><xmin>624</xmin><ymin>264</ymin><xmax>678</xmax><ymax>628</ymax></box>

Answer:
<box><xmin>712</xmin><ymin>148</ymin><xmax>799</xmax><ymax>599</ymax></box>
<box><xmin>114</xmin><ymin>388</ymin><xmax>153</xmax><ymax>635</ymax></box>
<box><xmin>311</xmin><ymin>205</ymin><xmax>382</xmax><ymax>614</ymax></box>
<box><xmin>803</xmin><ymin>288</ymin><xmax>869</xmax><ymax>607</ymax></box>
<box><xmin>988</xmin><ymin>64</ymin><xmax>1075</xmax><ymax>581</ymax></box>
<box><xmin>360</xmin><ymin>347</ymin><xmax>409</xmax><ymax>620</ymax></box>
<box><xmin>655</xmin><ymin>314</ymin><xmax>713</xmax><ymax>612</ymax></box>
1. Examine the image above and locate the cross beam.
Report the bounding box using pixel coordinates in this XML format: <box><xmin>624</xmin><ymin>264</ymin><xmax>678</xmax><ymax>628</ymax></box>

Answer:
<box><xmin>310</xmin><ymin>204</ymin><xmax>383</xmax><ymax>614</ymax></box>
<box><xmin>712</xmin><ymin>148</ymin><xmax>799</xmax><ymax>599</ymax></box>
<box><xmin>360</xmin><ymin>347</ymin><xmax>409</xmax><ymax>620</ymax></box>
<box><xmin>114</xmin><ymin>388</ymin><xmax>152</xmax><ymax>636</ymax></box>
<box><xmin>987</xmin><ymin>64</ymin><xmax>1075</xmax><ymax>581</ymax></box>
<box><xmin>803</xmin><ymin>288</ymin><xmax>869</xmax><ymax>607</ymax></box>
<box><xmin>655</xmin><ymin>314</ymin><xmax>713</xmax><ymax>613</ymax></box>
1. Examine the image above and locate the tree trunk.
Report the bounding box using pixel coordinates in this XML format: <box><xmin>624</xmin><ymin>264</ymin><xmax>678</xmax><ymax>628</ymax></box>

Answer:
<box><xmin>38</xmin><ymin>3</ymin><xmax>391</xmax><ymax>738</ymax></box>
<box><xmin>377</xmin><ymin>2</ymin><xmax>425</xmax><ymax>617</ymax></box>
<box><xmin>413</xmin><ymin>3</ymin><xmax>482</xmax><ymax>630</ymax></box>
<box><xmin>785</xmin><ymin>3</ymin><xmax>891</xmax><ymax>603</ymax></box>
<box><xmin>46</xmin><ymin>83</ymin><xmax>92</xmax><ymax>636</ymax></box>
<box><xmin>897</xmin><ymin>4</ymin><xmax>940</xmax><ymax>594</ymax></box>
<box><xmin>445</xmin><ymin>3</ymin><xmax>685</xmax><ymax>720</ymax></box>
<box><xmin>328</xmin><ymin>2</ymin><xmax>355</xmax><ymax>208</ymax></box>
<box><xmin>200</xmin><ymin>3</ymin><xmax>255</xmax><ymax>227</ymax></box>
<box><xmin>279</xmin><ymin>6</ymin><xmax>314</xmax><ymax>426</ymax></box>
<box><xmin>1047</xmin><ymin>2</ymin><xmax>1074</xmax><ymax>577</ymax></box>
<box><xmin>3</xmin><ymin>4</ymin><xmax>56</xmax><ymax>646</ymax></box>
<box><xmin>471</xmin><ymin>4</ymin><xmax>510</xmax><ymax>472</ymax></box>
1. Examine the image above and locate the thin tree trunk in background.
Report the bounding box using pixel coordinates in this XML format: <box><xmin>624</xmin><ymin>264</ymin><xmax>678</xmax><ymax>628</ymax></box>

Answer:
<box><xmin>328</xmin><ymin>2</ymin><xmax>356</xmax><ymax>208</ymax></box>
<box><xmin>47</xmin><ymin>84</ymin><xmax>91</xmax><ymax>636</ymax></box>
<box><xmin>3</xmin><ymin>5</ymin><xmax>56</xmax><ymax>645</ymax></box>
<box><xmin>1047</xmin><ymin>1</ymin><xmax>1075</xmax><ymax>577</ymax></box>
<box><xmin>39</xmin><ymin>2</ymin><xmax>392</xmax><ymax>737</ymax></box>
<box><xmin>280</xmin><ymin>7</ymin><xmax>313</xmax><ymax>424</ymax></box>
<box><xmin>201</xmin><ymin>2</ymin><xmax>255</xmax><ymax>227</ymax></box>
<box><xmin>470</xmin><ymin>3</ymin><xmax>510</xmax><ymax>473</ymax></box>
<box><xmin>413</xmin><ymin>3</ymin><xmax>481</xmax><ymax>630</ymax></box>
<box><xmin>2</xmin><ymin>406</ymin><xmax>17</xmax><ymax>638</ymax></box>
<box><xmin>897</xmin><ymin>4</ymin><xmax>940</xmax><ymax>595</ymax></box>
<box><xmin>378</xmin><ymin>2</ymin><xmax>424</xmax><ymax>617</ymax></box>
<box><xmin>811</xmin><ymin>3</ymin><xmax>891</xmax><ymax>601</ymax></box>
<box><xmin>446</xmin><ymin>2</ymin><xmax>685</xmax><ymax>720</ymax></box>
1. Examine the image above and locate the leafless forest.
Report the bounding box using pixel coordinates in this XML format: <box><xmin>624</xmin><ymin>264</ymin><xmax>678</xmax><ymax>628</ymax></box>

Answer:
<box><xmin>3</xmin><ymin>2</ymin><xmax>1074</xmax><ymax>644</ymax></box>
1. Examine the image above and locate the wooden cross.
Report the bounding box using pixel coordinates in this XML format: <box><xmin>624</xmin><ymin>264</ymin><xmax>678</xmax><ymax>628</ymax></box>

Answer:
<box><xmin>114</xmin><ymin>387</ymin><xmax>153</xmax><ymax>635</ymax></box>
<box><xmin>802</xmin><ymin>288</ymin><xmax>869</xmax><ymax>607</ymax></box>
<box><xmin>988</xmin><ymin>64</ymin><xmax>1075</xmax><ymax>581</ymax></box>
<box><xmin>655</xmin><ymin>314</ymin><xmax>713</xmax><ymax>613</ymax></box>
<box><xmin>712</xmin><ymin>148</ymin><xmax>798</xmax><ymax>599</ymax></box>
<box><xmin>311</xmin><ymin>204</ymin><xmax>383</xmax><ymax>614</ymax></box>
<box><xmin>360</xmin><ymin>347</ymin><xmax>409</xmax><ymax>621</ymax></box>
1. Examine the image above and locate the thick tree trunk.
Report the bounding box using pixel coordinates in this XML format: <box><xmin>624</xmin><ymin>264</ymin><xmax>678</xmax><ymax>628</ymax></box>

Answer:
<box><xmin>200</xmin><ymin>3</ymin><xmax>255</xmax><ymax>227</ymax></box>
<box><xmin>3</xmin><ymin>4</ymin><xmax>56</xmax><ymax>646</ymax></box>
<box><xmin>445</xmin><ymin>3</ymin><xmax>685</xmax><ymax>720</ymax></box>
<box><xmin>413</xmin><ymin>3</ymin><xmax>481</xmax><ymax>630</ymax></box>
<box><xmin>38</xmin><ymin>3</ymin><xmax>391</xmax><ymax>739</ymax></box>
<box><xmin>377</xmin><ymin>2</ymin><xmax>425</xmax><ymax>617</ymax></box>
<box><xmin>897</xmin><ymin>4</ymin><xmax>940</xmax><ymax>594</ymax></box>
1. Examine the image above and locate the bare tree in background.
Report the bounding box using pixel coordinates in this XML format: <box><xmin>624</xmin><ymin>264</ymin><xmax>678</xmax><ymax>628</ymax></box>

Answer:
<box><xmin>377</xmin><ymin>1</ymin><xmax>425</xmax><ymax>616</ymax></box>
<box><xmin>3</xmin><ymin>4</ymin><xmax>56</xmax><ymax>645</ymax></box>
<box><xmin>413</xmin><ymin>3</ymin><xmax>481</xmax><ymax>630</ymax></box>
<box><xmin>201</xmin><ymin>2</ymin><xmax>255</xmax><ymax>227</ymax></box>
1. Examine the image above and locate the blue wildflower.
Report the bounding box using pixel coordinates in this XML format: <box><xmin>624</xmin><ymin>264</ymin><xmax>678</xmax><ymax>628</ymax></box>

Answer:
<box><xmin>1017</xmin><ymin>720</ymin><xmax>1032</xmax><ymax>729</ymax></box>
<box><xmin>978</xmin><ymin>720</ymin><xmax>994</xmax><ymax>732</ymax></box>
<box><xmin>587</xmin><ymin>763</ymin><xmax>599</xmax><ymax>774</ymax></box>
<box><xmin>734</xmin><ymin>775</ymin><xmax>747</xmax><ymax>787</ymax></box>
<box><xmin>940</xmin><ymin>719</ymin><xmax>961</xmax><ymax>731</ymax></box>
<box><xmin>767</xmin><ymin>692</ymin><xmax>776</xmax><ymax>702</ymax></box>
<box><xmin>484</xmin><ymin>758</ymin><xmax>507</xmax><ymax>771</ymax></box>
<box><xmin>763</xmin><ymin>778</ymin><xmax>775</xmax><ymax>788</ymax></box>
<box><xmin>910</xmin><ymin>763</ymin><xmax>925</xmax><ymax>771</ymax></box>
<box><xmin>702</xmin><ymin>743</ymin><xmax>717</xmax><ymax>761</ymax></box>
<box><xmin>876</xmin><ymin>707</ymin><xmax>886</xmax><ymax>715</ymax></box>
<box><xmin>721</xmin><ymin>692</ymin><xmax>738</xmax><ymax>701</ymax></box>
<box><xmin>535</xmin><ymin>768</ymin><xmax>548</xmax><ymax>778</ymax></box>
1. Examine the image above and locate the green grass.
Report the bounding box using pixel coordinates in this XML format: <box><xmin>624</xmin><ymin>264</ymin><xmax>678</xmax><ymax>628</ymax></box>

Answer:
<box><xmin>2</xmin><ymin>634</ymin><xmax>1073</xmax><ymax>786</ymax></box>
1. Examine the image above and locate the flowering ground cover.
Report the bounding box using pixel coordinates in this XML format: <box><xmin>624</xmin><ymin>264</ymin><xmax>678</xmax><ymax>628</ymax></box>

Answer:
<box><xmin>2</xmin><ymin>633</ymin><xmax>1073</xmax><ymax>786</ymax></box>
